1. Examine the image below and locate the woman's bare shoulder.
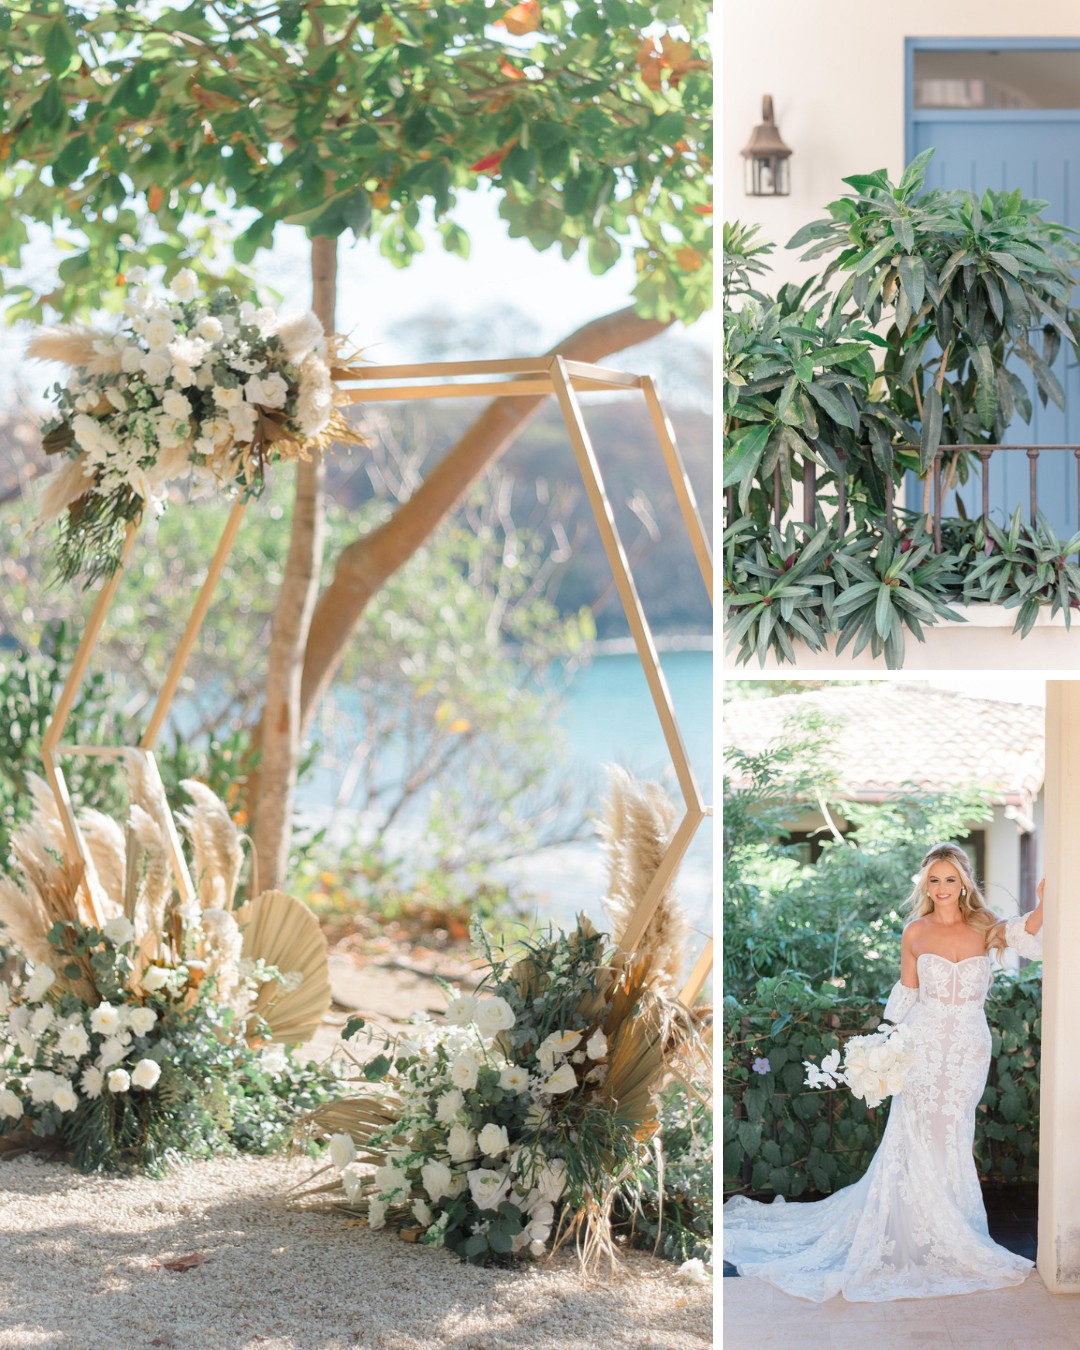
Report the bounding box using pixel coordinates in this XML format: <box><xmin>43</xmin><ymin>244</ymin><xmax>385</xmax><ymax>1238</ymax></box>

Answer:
<box><xmin>902</xmin><ymin>917</ymin><xmax>928</xmax><ymax>944</ymax></box>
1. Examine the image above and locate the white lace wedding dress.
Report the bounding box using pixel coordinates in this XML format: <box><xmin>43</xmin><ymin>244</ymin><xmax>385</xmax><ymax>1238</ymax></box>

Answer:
<box><xmin>723</xmin><ymin>918</ymin><xmax>1043</xmax><ymax>1301</ymax></box>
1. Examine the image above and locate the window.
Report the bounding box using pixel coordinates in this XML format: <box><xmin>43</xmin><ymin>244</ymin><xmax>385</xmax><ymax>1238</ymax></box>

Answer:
<box><xmin>914</xmin><ymin>48</ymin><xmax>1080</xmax><ymax>110</ymax></box>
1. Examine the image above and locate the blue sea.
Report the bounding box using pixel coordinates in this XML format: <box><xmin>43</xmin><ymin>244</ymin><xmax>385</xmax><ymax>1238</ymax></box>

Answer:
<box><xmin>298</xmin><ymin>645</ymin><xmax>714</xmax><ymax>976</ymax></box>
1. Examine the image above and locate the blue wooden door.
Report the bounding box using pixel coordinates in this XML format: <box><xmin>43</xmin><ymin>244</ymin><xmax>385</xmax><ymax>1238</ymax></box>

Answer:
<box><xmin>907</xmin><ymin>109</ymin><xmax>1080</xmax><ymax>536</ymax></box>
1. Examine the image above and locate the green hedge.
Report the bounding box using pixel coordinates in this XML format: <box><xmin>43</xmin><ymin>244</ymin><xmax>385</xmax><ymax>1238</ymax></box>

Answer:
<box><xmin>724</xmin><ymin>967</ymin><xmax>1041</xmax><ymax>1199</ymax></box>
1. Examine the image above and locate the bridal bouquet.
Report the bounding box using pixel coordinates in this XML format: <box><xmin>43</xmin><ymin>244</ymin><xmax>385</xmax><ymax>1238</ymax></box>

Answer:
<box><xmin>30</xmin><ymin>269</ymin><xmax>366</xmax><ymax>582</ymax></box>
<box><xmin>301</xmin><ymin>769</ymin><xmax>710</xmax><ymax>1273</ymax></box>
<box><xmin>0</xmin><ymin>764</ymin><xmax>334</xmax><ymax>1172</ymax></box>
<box><xmin>804</xmin><ymin>1022</ymin><xmax>913</xmax><ymax>1109</ymax></box>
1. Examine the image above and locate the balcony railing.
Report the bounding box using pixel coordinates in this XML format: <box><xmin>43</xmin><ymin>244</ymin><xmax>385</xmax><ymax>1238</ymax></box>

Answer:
<box><xmin>725</xmin><ymin>444</ymin><xmax>1080</xmax><ymax>550</ymax></box>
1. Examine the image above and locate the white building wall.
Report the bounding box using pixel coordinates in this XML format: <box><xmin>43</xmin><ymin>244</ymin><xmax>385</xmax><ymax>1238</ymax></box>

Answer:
<box><xmin>722</xmin><ymin>3</ymin><xmax>1080</xmax><ymax>291</ymax></box>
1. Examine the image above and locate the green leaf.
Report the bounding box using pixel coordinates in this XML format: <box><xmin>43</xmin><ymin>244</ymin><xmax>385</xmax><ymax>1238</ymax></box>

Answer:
<box><xmin>737</xmin><ymin>1121</ymin><xmax>761</xmax><ymax>1156</ymax></box>
<box><xmin>44</xmin><ymin>22</ymin><xmax>77</xmax><ymax>76</ymax></box>
<box><xmin>362</xmin><ymin>1054</ymin><xmax>392</xmax><ymax>1081</ymax></box>
<box><xmin>342</xmin><ymin>1016</ymin><xmax>366</xmax><ymax>1040</ymax></box>
<box><xmin>920</xmin><ymin>384</ymin><xmax>943</xmax><ymax>469</ymax></box>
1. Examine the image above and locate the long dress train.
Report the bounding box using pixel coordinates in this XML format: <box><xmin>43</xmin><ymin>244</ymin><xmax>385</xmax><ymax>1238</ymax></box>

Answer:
<box><xmin>723</xmin><ymin>919</ymin><xmax>1042</xmax><ymax>1301</ymax></box>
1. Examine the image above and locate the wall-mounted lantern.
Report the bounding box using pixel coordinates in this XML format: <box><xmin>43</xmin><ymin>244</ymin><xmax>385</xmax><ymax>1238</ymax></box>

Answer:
<box><xmin>741</xmin><ymin>95</ymin><xmax>792</xmax><ymax>197</ymax></box>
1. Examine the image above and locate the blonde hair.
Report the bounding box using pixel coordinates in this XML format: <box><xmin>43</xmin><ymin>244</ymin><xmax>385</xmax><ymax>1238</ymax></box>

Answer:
<box><xmin>905</xmin><ymin>842</ymin><xmax>1006</xmax><ymax>955</ymax></box>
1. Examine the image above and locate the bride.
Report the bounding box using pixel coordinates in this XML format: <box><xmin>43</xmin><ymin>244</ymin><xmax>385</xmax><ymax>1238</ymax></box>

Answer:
<box><xmin>723</xmin><ymin>841</ymin><xmax>1045</xmax><ymax>1302</ymax></box>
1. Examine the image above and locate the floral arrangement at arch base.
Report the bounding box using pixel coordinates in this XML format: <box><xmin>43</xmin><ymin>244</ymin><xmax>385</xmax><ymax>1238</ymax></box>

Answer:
<box><xmin>297</xmin><ymin>768</ymin><xmax>712</xmax><ymax>1274</ymax></box>
<box><xmin>0</xmin><ymin>761</ymin><xmax>336</xmax><ymax>1173</ymax></box>
<box><xmin>30</xmin><ymin>268</ymin><xmax>367</xmax><ymax>583</ymax></box>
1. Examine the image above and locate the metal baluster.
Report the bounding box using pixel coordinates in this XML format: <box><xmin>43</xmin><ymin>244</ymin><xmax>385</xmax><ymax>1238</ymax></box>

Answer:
<box><xmin>726</xmin><ymin>486</ymin><xmax>735</xmax><ymax>523</ymax></box>
<box><xmin>803</xmin><ymin>458</ymin><xmax>816</xmax><ymax>526</ymax></box>
<box><xmin>1075</xmin><ymin>450</ymin><xmax>1080</xmax><ymax>542</ymax></box>
<box><xmin>1028</xmin><ymin>448</ymin><xmax>1039</xmax><ymax>525</ymax></box>
<box><xmin>979</xmin><ymin>448</ymin><xmax>992</xmax><ymax>530</ymax></box>
<box><xmin>933</xmin><ymin>454</ymin><xmax>942</xmax><ymax>553</ymax></box>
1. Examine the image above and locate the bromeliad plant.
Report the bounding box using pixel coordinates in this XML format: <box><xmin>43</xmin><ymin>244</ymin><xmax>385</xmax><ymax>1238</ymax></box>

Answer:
<box><xmin>300</xmin><ymin>768</ymin><xmax>710</xmax><ymax>1274</ymax></box>
<box><xmin>960</xmin><ymin>507</ymin><xmax>1080</xmax><ymax>635</ymax></box>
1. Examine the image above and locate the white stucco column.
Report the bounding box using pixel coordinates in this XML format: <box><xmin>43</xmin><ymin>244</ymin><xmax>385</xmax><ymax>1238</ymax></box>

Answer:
<box><xmin>1037</xmin><ymin>682</ymin><xmax>1080</xmax><ymax>1292</ymax></box>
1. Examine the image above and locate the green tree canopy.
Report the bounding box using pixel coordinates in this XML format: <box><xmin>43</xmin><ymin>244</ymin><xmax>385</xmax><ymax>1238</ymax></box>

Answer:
<box><xmin>0</xmin><ymin>0</ymin><xmax>712</xmax><ymax>324</ymax></box>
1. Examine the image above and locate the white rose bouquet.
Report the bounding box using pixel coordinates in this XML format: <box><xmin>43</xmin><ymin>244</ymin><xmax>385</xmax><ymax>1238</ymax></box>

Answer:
<box><xmin>804</xmin><ymin>1022</ymin><xmax>913</xmax><ymax>1109</ymax></box>
<box><xmin>29</xmin><ymin>269</ymin><xmax>365</xmax><ymax>582</ymax></box>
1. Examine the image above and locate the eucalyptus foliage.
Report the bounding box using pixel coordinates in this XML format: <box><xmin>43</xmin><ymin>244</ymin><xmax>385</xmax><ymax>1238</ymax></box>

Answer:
<box><xmin>0</xmin><ymin>0</ymin><xmax>711</xmax><ymax>323</ymax></box>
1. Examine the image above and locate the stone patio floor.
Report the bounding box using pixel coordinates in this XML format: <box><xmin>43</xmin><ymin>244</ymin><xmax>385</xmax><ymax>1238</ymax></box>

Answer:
<box><xmin>723</xmin><ymin>1268</ymin><xmax>1080</xmax><ymax>1349</ymax></box>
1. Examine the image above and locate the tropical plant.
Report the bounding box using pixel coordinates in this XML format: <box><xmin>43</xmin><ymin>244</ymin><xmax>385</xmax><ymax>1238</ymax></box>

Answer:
<box><xmin>961</xmin><ymin>507</ymin><xmax>1080</xmax><ymax>634</ymax></box>
<box><xmin>788</xmin><ymin>148</ymin><xmax>1080</xmax><ymax>474</ymax></box>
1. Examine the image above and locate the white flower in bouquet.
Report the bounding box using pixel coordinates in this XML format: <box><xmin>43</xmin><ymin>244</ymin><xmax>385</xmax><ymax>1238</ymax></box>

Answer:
<box><xmin>277</xmin><ymin>311</ymin><xmax>325</xmax><ymax>362</ymax></box>
<box><xmin>543</xmin><ymin>1062</ymin><xmax>579</xmax><ymax>1096</ymax></box>
<box><xmin>412</xmin><ymin>1197</ymin><xmax>433</xmax><ymax>1227</ymax></box>
<box><xmin>120</xmin><ymin>345</ymin><xmax>143</xmax><ymax>374</ymax></box>
<box><xmin>52</xmin><ymin>1082</ymin><xmax>78</xmax><ymax>1113</ymax></box>
<box><xmin>28</xmin><ymin>1071</ymin><xmax>61</xmax><ymax>1105</ymax></box>
<box><xmin>499</xmin><ymin>1065</ymin><xmax>529</xmax><ymax>1093</ymax></box>
<box><xmin>161</xmin><ymin>390</ymin><xmax>192</xmax><ymax>422</ymax></box>
<box><xmin>529</xmin><ymin>1240</ymin><xmax>546</xmax><ymax>1257</ymax></box>
<box><xmin>90</xmin><ymin>1004</ymin><xmax>126</xmax><ymax>1035</ymax></box>
<box><xmin>329</xmin><ymin>1133</ymin><xmax>357</xmax><ymax>1171</ymax></box>
<box><xmin>141</xmin><ymin>352</ymin><xmax>172</xmax><ymax>386</ymax></box>
<box><xmin>467</xmin><ymin>1167</ymin><xmax>512</xmax><ymax>1212</ymax></box>
<box><xmin>57</xmin><ymin>1023</ymin><xmax>91</xmax><ymax>1058</ymax></box>
<box><xmin>531</xmin><ymin>1159</ymin><xmax>567</xmax><ymax>1203</ymax></box>
<box><xmin>213</xmin><ymin>384</ymin><xmax>243</xmax><ymax>409</ymax></box>
<box><xmin>131</xmin><ymin>1059</ymin><xmax>161</xmax><ymax>1090</ymax></box>
<box><xmin>421</xmin><ymin>1159</ymin><xmax>455</xmax><ymax>1202</ymax></box>
<box><xmin>450</xmin><ymin>1052</ymin><xmax>481</xmax><ymax>1092</ymax></box>
<box><xmin>245</xmin><ymin>372</ymin><xmax>289</xmax><ymax>409</ymax></box>
<box><xmin>477</xmin><ymin>1123</ymin><xmax>510</xmax><ymax>1158</ymax></box>
<box><xmin>196</xmin><ymin>315</ymin><xmax>223</xmax><ymax>342</ymax></box>
<box><xmin>372</xmin><ymin>1163</ymin><xmax>409</xmax><ymax>1199</ymax></box>
<box><xmin>228</xmin><ymin>401</ymin><xmax>257</xmax><ymax>442</ymax></box>
<box><xmin>341</xmin><ymin>1162</ymin><xmax>366</xmax><ymax>1204</ymax></box>
<box><xmin>29</xmin><ymin>1005</ymin><xmax>54</xmax><ymax>1036</ymax></box>
<box><xmin>446</xmin><ymin>995</ymin><xmax>477</xmax><ymax>1027</ymax></box>
<box><xmin>103</xmin><ymin>915</ymin><xmax>136</xmax><ymax>946</ymax></box>
<box><xmin>585</xmin><ymin>1029</ymin><xmax>608</xmax><ymax>1060</ymax></box>
<box><xmin>677</xmin><ymin>1258</ymin><xmax>712</xmax><ymax>1285</ymax></box>
<box><xmin>448</xmin><ymin>1123</ymin><xmax>477</xmax><ymax>1163</ymax></box>
<box><xmin>80</xmin><ymin>1065</ymin><xmax>104</xmax><ymax>1100</ymax></box>
<box><xmin>435</xmin><ymin>1089</ymin><xmax>466</xmax><ymax>1124</ymax></box>
<box><xmin>140</xmin><ymin>966</ymin><xmax>170</xmax><ymax>993</ymax></box>
<box><xmin>367</xmin><ymin>1197</ymin><xmax>388</xmax><ymax>1230</ymax></box>
<box><xmin>170</xmin><ymin>268</ymin><xmax>199</xmax><ymax>302</ymax></box>
<box><xmin>144</xmin><ymin>317</ymin><xmax>176</xmax><ymax>351</ymax></box>
<box><xmin>473</xmin><ymin>997</ymin><xmax>515</xmax><ymax>1037</ymax></box>
<box><xmin>24</xmin><ymin>964</ymin><xmax>56</xmax><ymax>1003</ymax></box>
<box><xmin>0</xmin><ymin>1089</ymin><xmax>23</xmax><ymax>1118</ymax></box>
<box><xmin>99</xmin><ymin>1037</ymin><xmax>129</xmax><ymax>1069</ymax></box>
<box><xmin>537</xmin><ymin>1029</ymin><xmax>582</xmax><ymax>1074</ymax></box>
<box><xmin>0</xmin><ymin>984</ymin><xmax>8</xmax><ymax>1016</ymax></box>
<box><xmin>107</xmin><ymin>1068</ymin><xmax>131</xmax><ymax>1094</ymax></box>
<box><xmin>127</xmin><ymin>1007</ymin><xmax>157</xmax><ymax>1038</ymax></box>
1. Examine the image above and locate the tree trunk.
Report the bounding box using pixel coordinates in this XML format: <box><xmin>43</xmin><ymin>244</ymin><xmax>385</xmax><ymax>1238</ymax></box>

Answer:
<box><xmin>299</xmin><ymin>304</ymin><xmax>671</xmax><ymax>733</ymax></box>
<box><xmin>251</xmin><ymin>234</ymin><xmax>337</xmax><ymax>890</ymax></box>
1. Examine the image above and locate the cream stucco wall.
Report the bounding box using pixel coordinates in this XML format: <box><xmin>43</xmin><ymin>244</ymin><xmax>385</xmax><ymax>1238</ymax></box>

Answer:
<box><xmin>723</xmin><ymin>3</ymin><xmax>1080</xmax><ymax>291</ymax></box>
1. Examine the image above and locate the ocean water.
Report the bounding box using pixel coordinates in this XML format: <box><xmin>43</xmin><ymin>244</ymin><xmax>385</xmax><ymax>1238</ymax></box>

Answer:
<box><xmin>300</xmin><ymin>646</ymin><xmax>714</xmax><ymax>972</ymax></box>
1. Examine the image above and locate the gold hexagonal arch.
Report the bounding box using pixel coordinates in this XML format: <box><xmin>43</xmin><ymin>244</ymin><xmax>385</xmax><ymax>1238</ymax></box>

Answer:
<box><xmin>41</xmin><ymin>356</ymin><xmax>713</xmax><ymax>1007</ymax></box>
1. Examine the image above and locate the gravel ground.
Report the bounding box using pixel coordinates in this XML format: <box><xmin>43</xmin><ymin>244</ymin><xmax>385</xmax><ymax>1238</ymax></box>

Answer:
<box><xmin>0</xmin><ymin>1154</ymin><xmax>713</xmax><ymax>1350</ymax></box>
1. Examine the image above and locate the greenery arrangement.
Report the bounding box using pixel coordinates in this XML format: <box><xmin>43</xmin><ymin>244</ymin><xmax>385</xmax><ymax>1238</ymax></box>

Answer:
<box><xmin>724</xmin><ymin>150</ymin><xmax>1080</xmax><ymax>664</ymax></box>
<box><xmin>32</xmin><ymin>271</ymin><xmax>366</xmax><ymax>583</ymax></box>
<box><xmin>300</xmin><ymin>769</ymin><xmax>710</xmax><ymax>1273</ymax></box>
<box><xmin>0</xmin><ymin>763</ymin><xmax>334</xmax><ymax>1172</ymax></box>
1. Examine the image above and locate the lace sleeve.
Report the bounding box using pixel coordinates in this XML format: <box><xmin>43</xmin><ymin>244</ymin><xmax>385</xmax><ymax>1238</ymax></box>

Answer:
<box><xmin>882</xmin><ymin>980</ymin><xmax>918</xmax><ymax>1026</ymax></box>
<box><xmin>1004</xmin><ymin>916</ymin><xmax>1043</xmax><ymax>961</ymax></box>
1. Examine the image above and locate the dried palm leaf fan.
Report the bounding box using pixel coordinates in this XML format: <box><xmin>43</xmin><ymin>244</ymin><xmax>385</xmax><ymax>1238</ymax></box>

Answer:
<box><xmin>235</xmin><ymin>889</ymin><xmax>332</xmax><ymax>1044</ymax></box>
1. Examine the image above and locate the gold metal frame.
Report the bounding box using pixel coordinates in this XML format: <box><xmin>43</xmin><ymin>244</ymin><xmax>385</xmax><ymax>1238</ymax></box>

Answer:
<box><xmin>40</xmin><ymin>357</ymin><xmax>713</xmax><ymax>1003</ymax></box>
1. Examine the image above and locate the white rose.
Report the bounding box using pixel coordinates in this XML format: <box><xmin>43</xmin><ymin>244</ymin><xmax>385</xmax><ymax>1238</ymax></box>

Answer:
<box><xmin>141</xmin><ymin>352</ymin><xmax>171</xmax><ymax>385</ymax></box>
<box><xmin>29</xmin><ymin>1005</ymin><xmax>54</xmax><ymax>1035</ymax></box>
<box><xmin>90</xmin><ymin>1004</ymin><xmax>124</xmax><ymax>1036</ymax></box>
<box><xmin>277</xmin><ymin>310</ymin><xmax>325</xmax><ymax>361</ymax></box>
<box><xmin>162</xmin><ymin>390</ymin><xmax>192</xmax><ymax>420</ymax></box>
<box><xmin>529</xmin><ymin>1240</ymin><xmax>546</xmax><ymax>1257</ymax></box>
<box><xmin>52</xmin><ymin>1083</ymin><xmax>78</xmax><ymax>1113</ymax></box>
<box><xmin>57</xmin><ymin>1024</ymin><xmax>91</xmax><ymax>1058</ymax></box>
<box><xmin>467</xmin><ymin>1167</ymin><xmax>511</xmax><ymax>1212</ymax></box>
<box><xmin>329</xmin><ymin>1133</ymin><xmax>357</xmax><ymax>1171</ymax></box>
<box><xmin>367</xmin><ymin>1197</ymin><xmax>387</xmax><ymax>1230</ymax></box>
<box><xmin>99</xmin><ymin>1037</ymin><xmax>128</xmax><ymax>1069</ymax></box>
<box><xmin>107</xmin><ymin>1068</ymin><xmax>131</xmax><ymax>1094</ymax></box>
<box><xmin>543</xmin><ymin>1062</ymin><xmax>579</xmax><ymax>1096</ymax></box>
<box><xmin>0</xmin><ymin>1089</ymin><xmax>22</xmax><ymax>1118</ymax></box>
<box><xmin>128</xmin><ymin>1007</ymin><xmax>157</xmax><ymax>1037</ymax></box>
<box><xmin>435</xmin><ymin>1089</ymin><xmax>465</xmax><ymax>1124</ymax></box>
<box><xmin>196</xmin><ymin>316</ymin><xmax>223</xmax><ymax>342</ymax></box>
<box><xmin>412</xmin><ymin>1197</ymin><xmax>432</xmax><ymax>1227</ymax></box>
<box><xmin>867</xmin><ymin>1045</ymin><xmax>889</xmax><ymax>1072</ymax></box>
<box><xmin>104</xmin><ymin>387</ymin><xmax>127</xmax><ymax>412</ymax></box>
<box><xmin>131</xmin><ymin>1059</ymin><xmax>161</xmax><ymax>1090</ymax></box>
<box><xmin>170</xmin><ymin>268</ymin><xmax>199</xmax><ymax>301</ymax></box>
<box><xmin>141</xmin><ymin>966</ymin><xmax>170</xmax><ymax>993</ymax></box>
<box><xmin>213</xmin><ymin>384</ymin><xmax>243</xmax><ymax>409</ymax></box>
<box><xmin>420</xmin><ymin>1159</ymin><xmax>454</xmax><ymax>1202</ymax></box>
<box><xmin>80</xmin><ymin>1066</ymin><xmax>104</xmax><ymax>1100</ymax></box>
<box><xmin>477</xmin><ymin>1123</ymin><xmax>510</xmax><ymax>1158</ymax></box>
<box><xmin>372</xmin><ymin>1164</ymin><xmax>408</xmax><ymax>1198</ymax></box>
<box><xmin>528</xmin><ymin>1221</ymin><xmax>551</xmax><ymax>1243</ymax></box>
<box><xmin>473</xmin><ymin>997</ymin><xmax>515</xmax><ymax>1036</ymax></box>
<box><xmin>499</xmin><ymin>1065</ymin><xmax>529</xmax><ymax>1093</ymax></box>
<box><xmin>447</xmin><ymin>1123</ymin><xmax>477</xmax><ymax>1163</ymax></box>
<box><xmin>585</xmin><ymin>1029</ymin><xmax>607</xmax><ymax>1060</ymax></box>
<box><xmin>145</xmin><ymin>317</ymin><xmax>176</xmax><ymax>351</ymax></box>
<box><xmin>533</xmin><ymin>1159</ymin><xmax>567</xmax><ymax>1203</ymax></box>
<box><xmin>171</xmin><ymin>363</ymin><xmax>196</xmax><ymax>388</ymax></box>
<box><xmin>228</xmin><ymin>401</ymin><xmax>257</xmax><ymax>441</ymax></box>
<box><xmin>341</xmin><ymin>1162</ymin><xmax>366</xmax><ymax>1204</ymax></box>
<box><xmin>103</xmin><ymin>915</ymin><xmax>136</xmax><ymax>946</ymax></box>
<box><xmin>245</xmin><ymin>372</ymin><xmax>288</xmax><ymax>408</ymax></box>
<box><xmin>120</xmin><ymin>345</ymin><xmax>143</xmax><ymax>374</ymax></box>
<box><xmin>24</xmin><ymin>964</ymin><xmax>56</xmax><ymax>1003</ymax></box>
<box><xmin>446</xmin><ymin>995</ymin><xmax>477</xmax><ymax>1027</ymax></box>
<box><xmin>27</xmin><ymin>1071</ymin><xmax>59</xmax><ymax>1105</ymax></box>
<box><xmin>450</xmin><ymin>1053</ymin><xmax>480</xmax><ymax>1092</ymax></box>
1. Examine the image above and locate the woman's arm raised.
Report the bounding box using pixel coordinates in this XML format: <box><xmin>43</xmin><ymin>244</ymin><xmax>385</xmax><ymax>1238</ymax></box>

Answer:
<box><xmin>1002</xmin><ymin>878</ymin><xmax>1044</xmax><ymax>960</ymax></box>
